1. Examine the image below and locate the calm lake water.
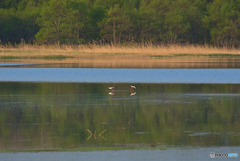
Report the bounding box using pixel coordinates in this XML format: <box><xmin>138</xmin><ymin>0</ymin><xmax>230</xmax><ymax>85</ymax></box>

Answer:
<box><xmin>0</xmin><ymin>63</ymin><xmax>239</xmax><ymax>160</ymax></box>
<box><xmin>0</xmin><ymin>68</ymin><xmax>240</xmax><ymax>83</ymax></box>
<box><xmin>0</xmin><ymin>147</ymin><xmax>239</xmax><ymax>161</ymax></box>
<box><xmin>0</xmin><ymin>83</ymin><xmax>239</xmax><ymax>150</ymax></box>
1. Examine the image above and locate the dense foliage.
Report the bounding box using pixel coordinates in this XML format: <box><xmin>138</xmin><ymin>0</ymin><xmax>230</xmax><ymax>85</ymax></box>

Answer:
<box><xmin>0</xmin><ymin>0</ymin><xmax>240</xmax><ymax>47</ymax></box>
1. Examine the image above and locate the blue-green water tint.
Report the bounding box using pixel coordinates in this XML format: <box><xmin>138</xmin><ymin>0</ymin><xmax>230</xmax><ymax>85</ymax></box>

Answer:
<box><xmin>0</xmin><ymin>68</ymin><xmax>240</xmax><ymax>83</ymax></box>
<box><xmin>1</xmin><ymin>147</ymin><xmax>239</xmax><ymax>161</ymax></box>
<box><xmin>0</xmin><ymin>83</ymin><xmax>239</xmax><ymax>151</ymax></box>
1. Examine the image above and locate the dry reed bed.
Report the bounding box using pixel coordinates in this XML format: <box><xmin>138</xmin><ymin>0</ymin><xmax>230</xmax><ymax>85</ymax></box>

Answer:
<box><xmin>1</xmin><ymin>44</ymin><xmax>239</xmax><ymax>68</ymax></box>
<box><xmin>1</xmin><ymin>44</ymin><xmax>240</xmax><ymax>58</ymax></box>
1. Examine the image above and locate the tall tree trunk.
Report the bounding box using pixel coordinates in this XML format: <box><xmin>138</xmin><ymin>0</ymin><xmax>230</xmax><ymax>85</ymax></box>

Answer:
<box><xmin>113</xmin><ymin>21</ymin><xmax>116</xmax><ymax>45</ymax></box>
<box><xmin>77</xmin><ymin>27</ymin><xmax>79</xmax><ymax>41</ymax></box>
<box><xmin>57</xmin><ymin>19</ymin><xmax>60</xmax><ymax>43</ymax></box>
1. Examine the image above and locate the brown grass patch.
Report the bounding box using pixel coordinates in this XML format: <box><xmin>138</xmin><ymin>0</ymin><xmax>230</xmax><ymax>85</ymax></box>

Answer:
<box><xmin>1</xmin><ymin>44</ymin><xmax>240</xmax><ymax>57</ymax></box>
<box><xmin>0</xmin><ymin>44</ymin><xmax>240</xmax><ymax>68</ymax></box>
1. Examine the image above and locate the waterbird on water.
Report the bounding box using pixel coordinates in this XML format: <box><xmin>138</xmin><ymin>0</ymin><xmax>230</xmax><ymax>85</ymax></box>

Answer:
<box><xmin>108</xmin><ymin>86</ymin><xmax>115</xmax><ymax>90</ymax></box>
<box><xmin>130</xmin><ymin>85</ymin><xmax>136</xmax><ymax>89</ymax></box>
<box><xmin>108</xmin><ymin>86</ymin><xmax>115</xmax><ymax>95</ymax></box>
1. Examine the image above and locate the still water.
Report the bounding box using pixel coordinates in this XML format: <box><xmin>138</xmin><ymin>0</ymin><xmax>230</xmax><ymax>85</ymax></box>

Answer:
<box><xmin>0</xmin><ymin>147</ymin><xmax>239</xmax><ymax>161</ymax></box>
<box><xmin>0</xmin><ymin>68</ymin><xmax>240</xmax><ymax>83</ymax></box>
<box><xmin>0</xmin><ymin>83</ymin><xmax>239</xmax><ymax>151</ymax></box>
<box><xmin>0</xmin><ymin>63</ymin><xmax>240</xmax><ymax>160</ymax></box>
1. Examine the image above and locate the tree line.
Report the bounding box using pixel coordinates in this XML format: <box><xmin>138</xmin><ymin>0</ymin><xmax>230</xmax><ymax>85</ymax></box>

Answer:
<box><xmin>0</xmin><ymin>0</ymin><xmax>240</xmax><ymax>47</ymax></box>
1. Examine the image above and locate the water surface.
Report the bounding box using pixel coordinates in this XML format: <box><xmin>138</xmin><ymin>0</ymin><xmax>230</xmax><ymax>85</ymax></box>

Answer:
<box><xmin>0</xmin><ymin>83</ymin><xmax>239</xmax><ymax>151</ymax></box>
<box><xmin>0</xmin><ymin>62</ymin><xmax>240</xmax><ymax>160</ymax></box>
<box><xmin>0</xmin><ymin>147</ymin><xmax>239</xmax><ymax>161</ymax></box>
<box><xmin>0</xmin><ymin>68</ymin><xmax>240</xmax><ymax>83</ymax></box>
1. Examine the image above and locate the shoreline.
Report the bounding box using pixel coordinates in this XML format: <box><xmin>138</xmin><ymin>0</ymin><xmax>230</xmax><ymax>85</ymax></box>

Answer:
<box><xmin>1</xmin><ymin>45</ymin><xmax>240</xmax><ymax>68</ymax></box>
<box><xmin>0</xmin><ymin>146</ymin><xmax>186</xmax><ymax>153</ymax></box>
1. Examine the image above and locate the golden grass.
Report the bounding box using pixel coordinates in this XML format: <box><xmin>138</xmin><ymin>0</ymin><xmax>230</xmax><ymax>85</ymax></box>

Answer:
<box><xmin>0</xmin><ymin>44</ymin><xmax>240</xmax><ymax>68</ymax></box>
<box><xmin>1</xmin><ymin>43</ymin><xmax>240</xmax><ymax>57</ymax></box>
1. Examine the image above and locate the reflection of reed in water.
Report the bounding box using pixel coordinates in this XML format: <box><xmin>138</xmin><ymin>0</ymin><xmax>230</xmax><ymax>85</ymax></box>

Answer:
<box><xmin>2</xmin><ymin>57</ymin><xmax>240</xmax><ymax>68</ymax></box>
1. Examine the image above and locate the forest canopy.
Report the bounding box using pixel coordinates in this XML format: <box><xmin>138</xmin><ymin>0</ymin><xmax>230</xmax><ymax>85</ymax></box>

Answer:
<box><xmin>0</xmin><ymin>0</ymin><xmax>240</xmax><ymax>47</ymax></box>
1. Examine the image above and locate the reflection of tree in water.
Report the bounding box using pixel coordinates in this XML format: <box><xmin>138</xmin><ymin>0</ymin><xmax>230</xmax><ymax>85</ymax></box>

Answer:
<box><xmin>0</xmin><ymin>82</ymin><xmax>239</xmax><ymax>150</ymax></box>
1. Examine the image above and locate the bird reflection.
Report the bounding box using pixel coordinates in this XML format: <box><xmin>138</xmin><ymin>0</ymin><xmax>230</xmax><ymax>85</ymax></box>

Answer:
<box><xmin>130</xmin><ymin>92</ymin><xmax>136</xmax><ymax>96</ymax></box>
<box><xmin>108</xmin><ymin>85</ymin><xmax>137</xmax><ymax>96</ymax></box>
<box><xmin>108</xmin><ymin>92</ymin><xmax>114</xmax><ymax>95</ymax></box>
<box><xmin>108</xmin><ymin>86</ymin><xmax>115</xmax><ymax>95</ymax></box>
<box><xmin>130</xmin><ymin>85</ymin><xmax>136</xmax><ymax>96</ymax></box>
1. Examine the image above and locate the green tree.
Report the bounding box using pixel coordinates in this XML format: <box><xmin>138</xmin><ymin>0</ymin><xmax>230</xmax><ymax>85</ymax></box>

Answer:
<box><xmin>160</xmin><ymin>0</ymin><xmax>190</xmax><ymax>43</ymax></box>
<box><xmin>35</xmin><ymin>0</ymin><xmax>71</xmax><ymax>43</ymax></box>
<box><xmin>87</xmin><ymin>5</ymin><xmax>106</xmax><ymax>41</ymax></box>
<box><xmin>16</xmin><ymin>1</ymin><xmax>40</xmax><ymax>43</ymax></box>
<box><xmin>0</xmin><ymin>1</ymin><xmax>40</xmax><ymax>44</ymax></box>
<box><xmin>94</xmin><ymin>0</ymin><xmax>124</xmax><ymax>9</ymax></box>
<box><xmin>35</xmin><ymin>0</ymin><xmax>89</xmax><ymax>44</ymax></box>
<box><xmin>0</xmin><ymin>0</ymin><xmax>22</xmax><ymax>9</ymax></box>
<box><xmin>99</xmin><ymin>4</ymin><xmax>129</xmax><ymax>45</ymax></box>
<box><xmin>1</xmin><ymin>0</ymin><xmax>240</xmax><ymax>46</ymax></box>
<box><xmin>0</xmin><ymin>8</ymin><xmax>22</xmax><ymax>43</ymax></box>
<box><xmin>67</xmin><ymin>0</ymin><xmax>89</xmax><ymax>43</ymax></box>
<box><xmin>136</xmin><ymin>0</ymin><xmax>160</xmax><ymax>43</ymax></box>
<box><xmin>204</xmin><ymin>0</ymin><xmax>240</xmax><ymax>47</ymax></box>
<box><xmin>186</xmin><ymin>0</ymin><xmax>208</xmax><ymax>44</ymax></box>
